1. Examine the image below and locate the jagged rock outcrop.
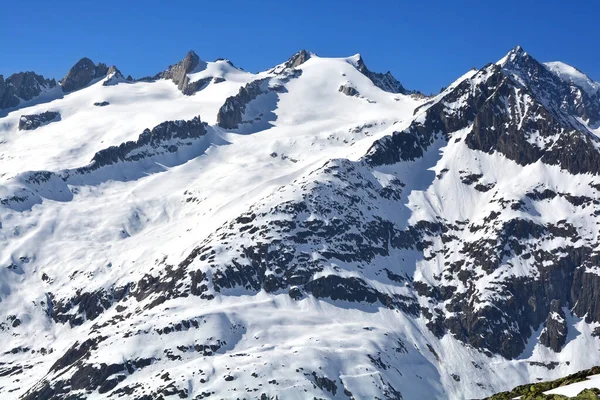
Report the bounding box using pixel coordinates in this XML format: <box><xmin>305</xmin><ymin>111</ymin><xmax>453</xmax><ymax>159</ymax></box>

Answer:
<box><xmin>539</xmin><ymin>300</ymin><xmax>568</xmax><ymax>352</ymax></box>
<box><xmin>269</xmin><ymin>49</ymin><xmax>313</xmax><ymax>74</ymax></box>
<box><xmin>351</xmin><ymin>54</ymin><xmax>407</xmax><ymax>94</ymax></box>
<box><xmin>60</xmin><ymin>57</ymin><xmax>109</xmax><ymax>92</ymax></box>
<box><xmin>102</xmin><ymin>65</ymin><xmax>126</xmax><ymax>86</ymax></box>
<box><xmin>0</xmin><ymin>72</ymin><xmax>57</xmax><ymax>109</ymax></box>
<box><xmin>76</xmin><ymin>116</ymin><xmax>207</xmax><ymax>172</ymax></box>
<box><xmin>361</xmin><ymin>46</ymin><xmax>600</xmax><ymax>360</ymax></box>
<box><xmin>18</xmin><ymin>111</ymin><xmax>60</xmax><ymax>130</ymax></box>
<box><xmin>216</xmin><ymin>78</ymin><xmax>269</xmax><ymax>129</ymax></box>
<box><xmin>501</xmin><ymin>46</ymin><xmax>600</xmax><ymax>127</ymax></box>
<box><xmin>339</xmin><ymin>84</ymin><xmax>359</xmax><ymax>96</ymax></box>
<box><xmin>216</xmin><ymin>67</ymin><xmax>303</xmax><ymax>130</ymax></box>
<box><xmin>285</xmin><ymin>49</ymin><xmax>312</xmax><ymax>69</ymax></box>
<box><xmin>158</xmin><ymin>50</ymin><xmax>209</xmax><ymax>95</ymax></box>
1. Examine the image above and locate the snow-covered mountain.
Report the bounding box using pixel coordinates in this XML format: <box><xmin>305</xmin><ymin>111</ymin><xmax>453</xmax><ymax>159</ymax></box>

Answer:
<box><xmin>1</xmin><ymin>47</ymin><xmax>600</xmax><ymax>400</ymax></box>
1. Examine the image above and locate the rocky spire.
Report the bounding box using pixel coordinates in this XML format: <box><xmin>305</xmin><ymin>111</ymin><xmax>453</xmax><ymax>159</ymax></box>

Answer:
<box><xmin>269</xmin><ymin>49</ymin><xmax>314</xmax><ymax>74</ymax></box>
<box><xmin>284</xmin><ymin>49</ymin><xmax>312</xmax><ymax>69</ymax></box>
<box><xmin>60</xmin><ymin>57</ymin><xmax>109</xmax><ymax>93</ymax></box>
<box><xmin>160</xmin><ymin>50</ymin><xmax>206</xmax><ymax>92</ymax></box>
<box><xmin>350</xmin><ymin>54</ymin><xmax>407</xmax><ymax>94</ymax></box>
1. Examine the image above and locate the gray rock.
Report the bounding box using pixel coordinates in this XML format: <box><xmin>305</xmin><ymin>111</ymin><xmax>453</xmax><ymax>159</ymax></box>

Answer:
<box><xmin>60</xmin><ymin>58</ymin><xmax>109</xmax><ymax>93</ymax></box>
<box><xmin>77</xmin><ymin>116</ymin><xmax>207</xmax><ymax>171</ymax></box>
<box><xmin>160</xmin><ymin>50</ymin><xmax>206</xmax><ymax>94</ymax></box>
<box><xmin>339</xmin><ymin>84</ymin><xmax>359</xmax><ymax>96</ymax></box>
<box><xmin>367</xmin><ymin>47</ymin><xmax>600</xmax><ymax>360</ymax></box>
<box><xmin>0</xmin><ymin>72</ymin><xmax>57</xmax><ymax>110</ymax></box>
<box><xmin>269</xmin><ymin>50</ymin><xmax>312</xmax><ymax>75</ymax></box>
<box><xmin>93</xmin><ymin>101</ymin><xmax>110</xmax><ymax>107</ymax></box>
<box><xmin>539</xmin><ymin>300</ymin><xmax>568</xmax><ymax>352</ymax></box>
<box><xmin>18</xmin><ymin>111</ymin><xmax>60</xmax><ymax>130</ymax></box>
<box><xmin>216</xmin><ymin>79</ymin><xmax>269</xmax><ymax>129</ymax></box>
<box><xmin>102</xmin><ymin>66</ymin><xmax>126</xmax><ymax>86</ymax></box>
<box><xmin>352</xmin><ymin>55</ymin><xmax>407</xmax><ymax>94</ymax></box>
<box><xmin>283</xmin><ymin>49</ymin><xmax>312</xmax><ymax>70</ymax></box>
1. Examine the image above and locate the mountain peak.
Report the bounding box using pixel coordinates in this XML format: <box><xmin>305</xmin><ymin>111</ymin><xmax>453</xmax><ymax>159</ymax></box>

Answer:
<box><xmin>268</xmin><ymin>49</ymin><xmax>314</xmax><ymax>74</ymax></box>
<box><xmin>496</xmin><ymin>45</ymin><xmax>530</xmax><ymax>67</ymax></box>
<box><xmin>60</xmin><ymin>57</ymin><xmax>109</xmax><ymax>93</ymax></box>
<box><xmin>159</xmin><ymin>50</ymin><xmax>207</xmax><ymax>92</ymax></box>
<box><xmin>0</xmin><ymin>71</ymin><xmax>57</xmax><ymax>110</ymax></box>
<box><xmin>347</xmin><ymin>53</ymin><xmax>407</xmax><ymax>94</ymax></box>
<box><xmin>182</xmin><ymin>50</ymin><xmax>200</xmax><ymax>71</ymax></box>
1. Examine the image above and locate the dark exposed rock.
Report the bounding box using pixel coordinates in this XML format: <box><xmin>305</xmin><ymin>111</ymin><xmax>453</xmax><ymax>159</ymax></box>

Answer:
<box><xmin>339</xmin><ymin>84</ymin><xmax>359</xmax><ymax>96</ymax></box>
<box><xmin>352</xmin><ymin>54</ymin><xmax>407</xmax><ymax>94</ymax></box>
<box><xmin>93</xmin><ymin>101</ymin><xmax>110</xmax><ymax>107</ymax></box>
<box><xmin>51</xmin><ymin>285</ymin><xmax>130</xmax><ymax>326</ymax></box>
<box><xmin>539</xmin><ymin>300</ymin><xmax>568</xmax><ymax>353</ymax></box>
<box><xmin>268</xmin><ymin>50</ymin><xmax>312</xmax><ymax>75</ymax></box>
<box><xmin>285</xmin><ymin>49</ymin><xmax>311</xmax><ymax>69</ymax></box>
<box><xmin>102</xmin><ymin>65</ymin><xmax>125</xmax><ymax>86</ymax></box>
<box><xmin>216</xmin><ymin>79</ymin><xmax>269</xmax><ymax>129</ymax></box>
<box><xmin>502</xmin><ymin>46</ymin><xmax>600</xmax><ymax>127</ymax></box>
<box><xmin>0</xmin><ymin>71</ymin><xmax>57</xmax><ymax>109</ymax></box>
<box><xmin>60</xmin><ymin>57</ymin><xmax>109</xmax><ymax>92</ymax></box>
<box><xmin>159</xmin><ymin>50</ymin><xmax>209</xmax><ymax>95</ymax></box>
<box><xmin>310</xmin><ymin>372</ymin><xmax>337</xmax><ymax>395</ymax></box>
<box><xmin>76</xmin><ymin>116</ymin><xmax>207</xmax><ymax>172</ymax></box>
<box><xmin>462</xmin><ymin>54</ymin><xmax>600</xmax><ymax>176</ymax></box>
<box><xmin>18</xmin><ymin>111</ymin><xmax>60</xmax><ymax>130</ymax></box>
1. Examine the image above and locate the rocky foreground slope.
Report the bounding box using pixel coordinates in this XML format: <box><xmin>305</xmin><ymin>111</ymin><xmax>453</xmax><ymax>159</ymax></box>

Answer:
<box><xmin>0</xmin><ymin>47</ymin><xmax>600</xmax><ymax>399</ymax></box>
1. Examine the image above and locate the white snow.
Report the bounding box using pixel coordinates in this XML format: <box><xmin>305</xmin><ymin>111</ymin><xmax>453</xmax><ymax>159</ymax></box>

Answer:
<box><xmin>544</xmin><ymin>61</ymin><xmax>600</xmax><ymax>97</ymax></box>
<box><xmin>545</xmin><ymin>374</ymin><xmax>600</xmax><ymax>396</ymax></box>
<box><xmin>1</xmin><ymin>49</ymin><xmax>599</xmax><ymax>400</ymax></box>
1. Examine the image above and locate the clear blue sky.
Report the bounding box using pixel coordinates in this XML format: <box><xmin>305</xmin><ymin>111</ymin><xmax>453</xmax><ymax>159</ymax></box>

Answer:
<box><xmin>1</xmin><ymin>0</ymin><xmax>598</xmax><ymax>94</ymax></box>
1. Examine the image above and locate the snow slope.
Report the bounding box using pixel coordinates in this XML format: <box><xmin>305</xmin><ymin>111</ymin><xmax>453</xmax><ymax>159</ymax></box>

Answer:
<box><xmin>544</xmin><ymin>61</ymin><xmax>600</xmax><ymax>97</ymax></box>
<box><xmin>1</xmin><ymin>48</ymin><xmax>600</xmax><ymax>400</ymax></box>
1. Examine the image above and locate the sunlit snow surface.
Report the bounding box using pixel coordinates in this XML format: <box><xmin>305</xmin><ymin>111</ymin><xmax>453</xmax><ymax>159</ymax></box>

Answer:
<box><xmin>0</xmin><ymin>52</ymin><xmax>600</xmax><ymax>400</ymax></box>
<box><xmin>545</xmin><ymin>374</ymin><xmax>600</xmax><ymax>396</ymax></box>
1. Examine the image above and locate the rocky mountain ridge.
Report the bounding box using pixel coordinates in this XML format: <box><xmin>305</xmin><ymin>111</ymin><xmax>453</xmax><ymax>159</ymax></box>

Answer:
<box><xmin>0</xmin><ymin>46</ymin><xmax>599</xmax><ymax>399</ymax></box>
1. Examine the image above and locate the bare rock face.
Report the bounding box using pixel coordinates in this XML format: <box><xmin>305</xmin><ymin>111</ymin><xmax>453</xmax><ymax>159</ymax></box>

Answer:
<box><xmin>78</xmin><ymin>116</ymin><xmax>208</xmax><ymax>171</ymax></box>
<box><xmin>0</xmin><ymin>72</ymin><xmax>57</xmax><ymax>109</ymax></box>
<box><xmin>367</xmin><ymin>46</ymin><xmax>600</xmax><ymax>360</ymax></box>
<box><xmin>339</xmin><ymin>84</ymin><xmax>359</xmax><ymax>96</ymax></box>
<box><xmin>60</xmin><ymin>58</ymin><xmax>109</xmax><ymax>93</ymax></box>
<box><xmin>283</xmin><ymin>49</ymin><xmax>312</xmax><ymax>70</ymax></box>
<box><xmin>160</xmin><ymin>50</ymin><xmax>206</xmax><ymax>94</ymax></box>
<box><xmin>102</xmin><ymin>66</ymin><xmax>126</xmax><ymax>86</ymax></box>
<box><xmin>539</xmin><ymin>300</ymin><xmax>568</xmax><ymax>352</ymax></box>
<box><xmin>269</xmin><ymin>49</ymin><xmax>313</xmax><ymax>75</ymax></box>
<box><xmin>216</xmin><ymin>79</ymin><xmax>269</xmax><ymax>129</ymax></box>
<box><xmin>352</xmin><ymin>55</ymin><xmax>407</xmax><ymax>94</ymax></box>
<box><xmin>18</xmin><ymin>111</ymin><xmax>60</xmax><ymax>130</ymax></box>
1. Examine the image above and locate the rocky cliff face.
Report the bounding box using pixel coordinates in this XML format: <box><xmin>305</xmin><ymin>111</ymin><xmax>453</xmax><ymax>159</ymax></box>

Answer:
<box><xmin>157</xmin><ymin>50</ymin><xmax>211</xmax><ymax>95</ymax></box>
<box><xmin>0</xmin><ymin>72</ymin><xmax>57</xmax><ymax>109</ymax></box>
<box><xmin>352</xmin><ymin>54</ymin><xmax>408</xmax><ymax>94</ymax></box>
<box><xmin>60</xmin><ymin>57</ymin><xmax>110</xmax><ymax>92</ymax></box>
<box><xmin>76</xmin><ymin>116</ymin><xmax>207</xmax><ymax>172</ymax></box>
